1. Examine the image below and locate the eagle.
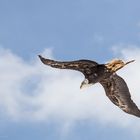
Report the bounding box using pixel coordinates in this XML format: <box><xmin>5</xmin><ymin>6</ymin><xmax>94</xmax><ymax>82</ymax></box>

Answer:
<box><xmin>38</xmin><ymin>55</ymin><xmax>140</xmax><ymax>118</ymax></box>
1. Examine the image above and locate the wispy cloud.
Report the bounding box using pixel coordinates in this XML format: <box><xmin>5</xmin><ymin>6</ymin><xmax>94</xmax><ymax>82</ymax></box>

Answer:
<box><xmin>0</xmin><ymin>46</ymin><xmax>140</xmax><ymax>132</ymax></box>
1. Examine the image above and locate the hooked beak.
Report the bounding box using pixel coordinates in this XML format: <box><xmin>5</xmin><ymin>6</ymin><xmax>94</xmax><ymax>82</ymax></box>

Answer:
<box><xmin>80</xmin><ymin>79</ymin><xmax>89</xmax><ymax>89</ymax></box>
<box><xmin>80</xmin><ymin>79</ymin><xmax>93</xmax><ymax>89</ymax></box>
<box><xmin>80</xmin><ymin>83</ymin><xmax>85</xmax><ymax>89</ymax></box>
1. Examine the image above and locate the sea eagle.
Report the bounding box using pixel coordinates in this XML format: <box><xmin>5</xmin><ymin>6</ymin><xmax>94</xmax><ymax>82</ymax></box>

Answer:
<box><xmin>38</xmin><ymin>55</ymin><xmax>140</xmax><ymax>118</ymax></box>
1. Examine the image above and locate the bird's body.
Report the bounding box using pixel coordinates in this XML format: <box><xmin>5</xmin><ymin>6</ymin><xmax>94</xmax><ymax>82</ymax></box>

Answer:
<box><xmin>38</xmin><ymin>55</ymin><xmax>140</xmax><ymax>118</ymax></box>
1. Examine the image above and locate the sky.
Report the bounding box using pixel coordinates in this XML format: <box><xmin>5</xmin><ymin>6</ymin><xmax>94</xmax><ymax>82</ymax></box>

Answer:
<box><xmin>0</xmin><ymin>0</ymin><xmax>140</xmax><ymax>140</ymax></box>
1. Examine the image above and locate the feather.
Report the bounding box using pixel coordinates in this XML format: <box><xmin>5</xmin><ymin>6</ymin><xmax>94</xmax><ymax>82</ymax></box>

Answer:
<box><xmin>100</xmin><ymin>74</ymin><xmax>140</xmax><ymax>117</ymax></box>
<box><xmin>39</xmin><ymin>55</ymin><xmax>140</xmax><ymax>118</ymax></box>
<box><xmin>38</xmin><ymin>55</ymin><xmax>98</xmax><ymax>77</ymax></box>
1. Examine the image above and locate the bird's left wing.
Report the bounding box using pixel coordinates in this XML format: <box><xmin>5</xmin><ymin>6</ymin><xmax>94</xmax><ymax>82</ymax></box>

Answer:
<box><xmin>100</xmin><ymin>74</ymin><xmax>140</xmax><ymax>117</ymax></box>
<box><xmin>38</xmin><ymin>55</ymin><xmax>98</xmax><ymax>76</ymax></box>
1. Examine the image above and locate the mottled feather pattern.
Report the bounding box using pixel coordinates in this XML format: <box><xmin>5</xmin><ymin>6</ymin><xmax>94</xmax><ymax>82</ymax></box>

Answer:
<box><xmin>39</xmin><ymin>55</ymin><xmax>140</xmax><ymax>118</ymax></box>
<box><xmin>100</xmin><ymin>74</ymin><xmax>140</xmax><ymax>117</ymax></box>
<box><xmin>38</xmin><ymin>55</ymin><xmax>98</xmax><ymax>76</ymax></box>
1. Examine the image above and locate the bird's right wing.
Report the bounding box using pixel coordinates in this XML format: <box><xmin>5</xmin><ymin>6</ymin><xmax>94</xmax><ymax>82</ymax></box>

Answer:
<box><xmin>38</xmin><ymin>55</ymin><xmax>98</xmax><ymax>77</ymax></box>
<box><xmin>100</xmin><ymin>74</ymin><xmax>140</xmax><ymax>118</ymax></box>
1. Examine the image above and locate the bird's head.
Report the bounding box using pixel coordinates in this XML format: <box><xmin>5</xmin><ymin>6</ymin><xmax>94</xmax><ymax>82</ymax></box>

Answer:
<box><xmin>80</xmin><ymin>76</ymin><xmax>100</xmax><ymax>89</ymax></box>
<box><xmin>80</xmin><ymin>66</ymin><xmax>105</xmax><ymax>89</ymax></box>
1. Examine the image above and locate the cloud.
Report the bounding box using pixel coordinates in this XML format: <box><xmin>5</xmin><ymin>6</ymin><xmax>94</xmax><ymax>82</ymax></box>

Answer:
<box><xmin>0</xmin><ymin>46</ymin><xmax>140</xmax><ymax>132</ymax></box>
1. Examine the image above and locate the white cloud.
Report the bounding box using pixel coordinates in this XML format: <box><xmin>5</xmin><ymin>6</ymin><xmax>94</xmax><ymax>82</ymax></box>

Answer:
<box><xmin>0</xmin><ymin>46</ymin><xmax>140</xmax><ymax>132</ymax></box>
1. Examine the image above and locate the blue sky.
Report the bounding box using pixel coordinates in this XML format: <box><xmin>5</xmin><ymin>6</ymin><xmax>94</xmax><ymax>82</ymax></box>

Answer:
<box><xmin>1</xmin><ymin>0</ymin><xmax>140</xmax><ymax>60</ymax></box>
<box><xmin>0</xmin><ymin>0</ymin><xmax>140</xmax><ymax>140</ymax></box>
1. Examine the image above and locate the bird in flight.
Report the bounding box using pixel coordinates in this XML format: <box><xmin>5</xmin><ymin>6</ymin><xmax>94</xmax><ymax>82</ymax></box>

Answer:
<box><xmin>38</xmin><ymin>55</ymin><xmax>140</xmax><ymax>118</ymax></box>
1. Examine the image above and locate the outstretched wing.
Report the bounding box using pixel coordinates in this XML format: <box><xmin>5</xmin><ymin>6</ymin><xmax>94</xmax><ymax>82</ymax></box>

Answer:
<box><xmin>38</xmin><ymin>55</ymin><xmax>98</xmax><ymax>77</ymax></box>
<box><xmin>100</xmin><ymin>74</ymin><xmax>140</xmax><ymax>117</ymax></box>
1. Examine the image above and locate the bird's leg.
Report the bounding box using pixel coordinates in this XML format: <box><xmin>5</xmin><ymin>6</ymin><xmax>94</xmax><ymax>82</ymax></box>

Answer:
<box><xmin>105</xmin><ymin>59</ymin><xmax>135</xmax><ymax>72</ymax></box>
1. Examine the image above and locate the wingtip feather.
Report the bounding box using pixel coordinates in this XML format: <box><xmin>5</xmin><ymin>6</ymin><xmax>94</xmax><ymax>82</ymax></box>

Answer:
<box><xmin>125</xmin><ymin>60</ymin><xmax>135</xmax><ymax>65</ymax></box>
<box><xmin>38</xmin><ymin>55</ymin><xmax>42</xmax><ymax>59</ymax></box>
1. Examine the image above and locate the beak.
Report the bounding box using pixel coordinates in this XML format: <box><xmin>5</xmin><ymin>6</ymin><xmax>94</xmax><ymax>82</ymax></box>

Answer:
<box><xmin>80</xmin><ymin>83</ymin><xmax>85</xmax><ymax>89</ymax></box>
<box><xmin>80</xmin><ymin>79</ymin><xmax>93</xmax><ymax>89</ymax></box>
<box><xmin>80</xmin><ymin>79</ymin><xmax>89</xmax><ymax>89</ymax></box>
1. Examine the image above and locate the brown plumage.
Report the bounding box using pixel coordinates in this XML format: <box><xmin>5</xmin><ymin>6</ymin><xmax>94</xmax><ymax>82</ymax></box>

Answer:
<box><xmin>38</xmin><ymin>55</ymin><xmax>140</xmax><ymax>118</ymax></box>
